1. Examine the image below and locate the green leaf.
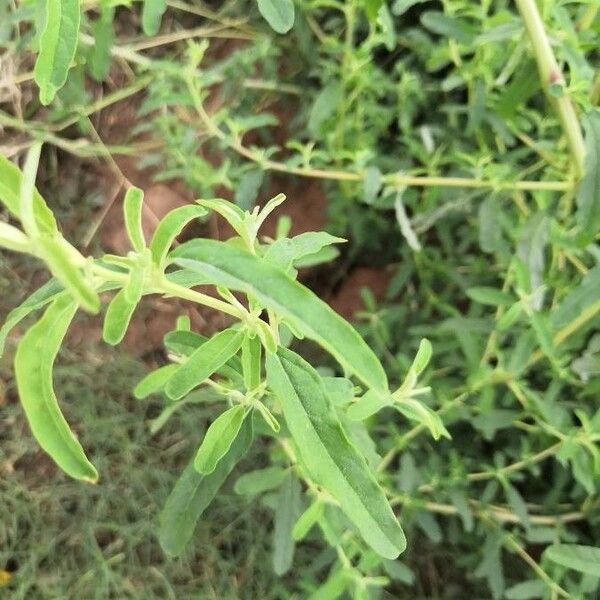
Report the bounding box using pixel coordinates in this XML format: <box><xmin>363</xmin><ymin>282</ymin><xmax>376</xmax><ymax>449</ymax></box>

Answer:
<box><xmin>194</xmin><ymin>405</ymin><xmax>247</xmax><ymax>474</ymax></box>
<box><xmin>544</xmin><ymin>544</ymin><xmax>600</xmax><ymax>576</ymax></box>
<box><xmin>293</xmin><ymin>499</ymin><xmax>324</xmax><ymax>541</ymax></box>
<box><xmin>171</xmin><ymin>240</ymin><xmax>388</xmax><ymax>393</ymax></box>
<box><xmin>165</xmin><ymin>327</ymin><xmax>244</xmax><ymax>400</ymax></box>
<box><xmin>411</xmin><ymin>338</ymin><xmax>433</xmax><ymax>376</ymax></box>
<box><xmin>272</xmin><ymin>472</ymin><xmax>301</xmax><ymax>575</ymax></box>
<box><xmin>88</xmin><ymin>4</ymin><xmax>114</xmax><ymax>82</ymax></box>
<box><xmin>504</xmin><ymin>580</ymin><xmax>546</xmax><ymax>599</ymax></box>
<box><xmin>551</xmin><ymin>265</ymin><xmax>600</xmax><ymax>329</ymax></box>
<box><xmin>308</xmin><ymin>83</ymin><xmax>342</xmax><ymax>136</ymax></box>
<box><xmin>263</xmin><ymin>232</ymin><xmax>346</xmax><ymax>271</ymax></box>
<box><xmin>503</xmin><ymin>481</ymin><xmax>530</xmax><ymax>530</ymax></box>
<box><xmin>363</xmin><ymin>0</ymin><xmax>384</xmax><ymax>21</ymax></box>
<box><xmin>308</xmin><ymin>568</ymin><xmax>350</xmax><ymax>600</ymax></box>
<box><xmin>14</xmin><ymin>293</ymin><xmax>98</xmax><ymax>482</ymax></box>
<box><xmin>241</xmin><ymin>334</ymin><xmax>262</xmax><ymax>391</ymax></box>
<box><xmin>234</xmin><ymin>466</ymin><xmax>287</xmax><ymax>495</ymax></box>
<box><xmin>150</xmin><ymin>203</ymin><xmax>206</xmax><ymax>267</ymax></box>
<box><xmin>266</xmin><ymin>347</ymin><xmax>406</xmax><ymax>559</ymax></box>
<box><xmin>123</xmin><ymin>187</ymin><xmax>145</xmax><ymax>252</ymax></box>
<box><xmin>420</xmin><ymin>11</ymin><xmax>476</xmax><ymax>44</ymax></box>
<box><xmin>466</xmin><ymin>287</ymin><xmax>514</xmax><ymax>306</ymax></box>
<box><xmin>102</xmin><ymin>288</ymin><xmax>137</xmax><ymax>345</ymax></box>
<box><xmin>133</xmin><ymin>364</ymin><xmax>179</xmax><ymax>399</ymax></box>
<box><xmin>0</xmin><ymin>278</ymin><xmax>63</xmax><ymax>357</ymax></box>
<box><xmin>576</xmin><ymin>110</ymin><xmax>600</xmax><ymax>240</ymax></box>
<box><xmin>142</xmin><ymin>0</ymin><xmax>166</xmax><ymax>36</ymax></box>
<box><xmin>234</xmin><ymin>170</ymin><xmax>264</xmax><ymax>211</ymax></box>
<box><xmin>257</xmin><ymin>0</ymin><xmax>295</xmax><ymax>34</ymax></box>
<box><xmin>363</xmin><ymin>166</ymin><xmax>382</xmax><ymax>204</ymax></box>
<box><xmin>159</xmin><ymin>417</ymin><xmax>253</xmax><ymax>556</ymax></box>
<box><xmin>322</xmin><ymin>377</ymin><xmax>354</xmax><ymax>406</ymax></box>
<box><xmin>347</xmin><ymin>389</ymin><xmax>392</xmax><ymax>421</ymax></box>
<box><xmin>34</xmin><ymin>0</ymin><xmax>80</xmax><ymax>105</ymax></box>
<box><xmin>395</xmin><ymin>398</ymin><xmax>450</xmax><ymax>440</ymax></box>
<box><xmin>0</xmin><ymin>154</ymin><xmax>56</xmax><ymax>233</ymax></box>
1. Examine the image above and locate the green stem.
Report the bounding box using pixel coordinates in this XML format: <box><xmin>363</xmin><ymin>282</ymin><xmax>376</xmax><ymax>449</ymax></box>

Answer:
<box><xmin>515</xmin><ymin>0</ymin><xmax>585</xmax><ymax>178</ymax></box>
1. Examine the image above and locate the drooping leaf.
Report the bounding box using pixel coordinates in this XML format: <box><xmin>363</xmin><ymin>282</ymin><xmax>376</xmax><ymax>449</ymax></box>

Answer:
<box><xmin>234</xmin><ymin>466</ymin><xmax>288</xmax><ymax>495</ymax></box>
<box><xmin>34</xmin><ymin>0</ymin><xmax>81</xmax><ymax>105</ymax></box>
<box><xmin>266</xmin><ymin>347</ymin><xmax>406</xmax><ymax>559</ymax></box>
<box><xmin>576</xmin><ymin>110</ymin><xmax>600</xmax><ymax>240</ymax></box>
<box><xmin>544</xmin><ymin>544</ymin><xmax>600</xmax><ymax>576</ymax></box>
<box><xmin>159</xmin><ymin>418</ymin><xmax>253</xmax><ymax>556</ymax></box>
<box><xmin>165</xmin><ymin>327</ymin><xmax>244</xmax><ymax>399</ymax></box>
<box><xmin>194</xmin><ymin>405</ymin><xmax>247</xmax><ymax>474</ymax></box>
<box><xmin>171</xmin><ymin>240</ymin><xmax>388</xmax><ymax>393</ymax></box>
<box><xmin>257</xmin><ymin>0</ymin><xmax>295</xmax><ymax>34</ymax></box>
<box><xmin>142</xmin><ymin>0</ymin><xmax>166</xmax><ymax>36</ymax></box>
<box><xmin>272</xmin><ymin>472</ymin><xmax>301</xmax><ymax>575</ymax></box>
<box><xmin>14</xmin><ymin>293</ymin><xmax>98</xmax><ymax>482</ymax></box>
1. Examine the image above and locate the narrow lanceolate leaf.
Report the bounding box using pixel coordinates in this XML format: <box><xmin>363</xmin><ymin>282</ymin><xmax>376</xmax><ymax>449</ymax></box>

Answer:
<box><xmin>266</xmin><ymin>347</ymin><xmax>406</xmax><ymax>559</ymax></box>
<box><xmin>123</xmin><ymin>187</ymin><xmax>145</xmax><ymax>252</ymax></box>
<box><xmin>14</xmin><ymin>293</ymin><xmax>98</xmax><ymax>482</ymax></box>
<box><xmin>257</xmin><ymin>0</ymin><xmax>295</xmax><ymax>34</ymax></box>
<box><xmin>34</xmin><ymin>0</ymin><xmax>81</xmax><ymax>105</ymax></box>
<box><xmin>134</xmin><ymin>364</ymin><xmax>179</xmax><ymax>399</ymax></box>
<box><xmin>241</xmin><ymin>334</ymin><xmax>262</xmax><ymax>391</ymax></box>
<box><xmin>0</xmin><ymin>155</ymin><xmax>56</xmax><ymax>233</ymax></box>
<box><xmin>194</xmin><ymin>405</ymin><xmax>247</xmax><ymax>474</ymax></box>
<box><xmin>165</xmin><ymin>327</ymin><xmax>244</xmax><ymax>400</ymax></box>
<box><xmin>576</xmin><ymin>110</ymin><xmax>600</xmax><ymax>240</ymax></box>
<box><xmin>149</xmin><ymin>205</ymin><xmax>207</xmax><ymax>266</ymax></box>
<box><xmin>234</xmin><ymin>466</ymin><xmax>287</xmax><ymax>495</ymax></box>
<box><xmin>171</xmin><ymin>240</ymin><xmax>388</xmax><ymax>393</ymax></box>
<box><xmin>544</xmin><ymin>544</ymin><xmax>600</xmax><ymax>576</ymax></box>
<box><xmin>102</xmin><ymin>288</ymin><xmax>137</xmax><ymax>345</ymax></box>
<box><xmin>272</xmin><ymin>472</ymin><xmax>301</xmax><ymax>575</ymax></box>
<box><xmin>0</xmin><ymin>278</ymin><xmax>63</xmax><ymax>357</ymax></box>
<box><xmin>159</xmin><ymin>418</ymin><xmax>253</xmax><ymax>556</ymax></box>
<box><xmin>142</xmin><ymin>0</ymin><xmax>166</xmax><ymax>36</ymax></box>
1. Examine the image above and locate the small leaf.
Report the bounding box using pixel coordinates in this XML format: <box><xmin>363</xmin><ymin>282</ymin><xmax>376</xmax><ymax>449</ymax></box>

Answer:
<box><xmin>234</xmin><ymin>466</ymin><xmax>287</xmax><ymax>495</ymax></box>
<box><xmin>363</xmin><ymin>167</ymin><xmax>382</xmax><ymax>204</ymax></box>
<box><xmin>544</xmin><ymin>544</ymin><xmax>600</xmax><ymax>576</ymax></box>
<box><xmin>123</xmin><ymin>187</ymin><xmax>145</xmax><ymax>252</ymax></box>
<box><xmin>466</xmin><ymin>287</ymin><xmax>514</xmax><ymax>306</ymax></box>
<box><xmin>504</xmin><ymin>580</ymin><xmax>546</xmax><ymax>600</ymax></box>
<box><xmin>257</xmin><ymin>0</ymin><xmax>295</xmax><ymax>34</ymax></box>
<box><xmin>150</xmin><ymin>204</ymin><xmax>207</xmax><ymax>266</ymax></box>
<box><xmin>272</xmin><ymin>472</ymin><xmax>301</xmax><ymax>575</ymax></box>
<box><xmin>102</xmin><ymin>288</ymin><xmax>137</xmax><ymax>346</ymax></box>
<box><xmin>395</xmin><ymin>398</ymin><xmax>450</xmax><ymax>440</ymax></box>
<box><xmin>14</xmin><ymin>293</ymin><xmax>98</xmax><ymax>482</ymax></box>
<box><xmin>165</xmin><ymin>328</ymin><xmax>244</xmax><ymax>400</ymax></box>
<box><xmin>194</xmin><ymin>405</ymin><xmax>248</xmax><ymax>474</ymax></box>
<box><xmin>134</xmin><ymin>364</ymin><xmax>179</xmax><ymax>399</ymax></box>
<box><xmin>241</xmin><ymin>334</ymin><xmax>262</xmax><ymax>391</ymax></box>
<box><xmin>159</xmin><ymin>418</ymin><xmax>253</xmax><ymax>556</ymax></box>
<box><xmin>576</xmin><ymin>110</ymin><xmax>600</xmax><ymax>240</ymax></box>
<box><xmin>34</xmin><ymin>0</ymin><xmax>81</xmax><ymax>105</ymax></box>
<box><xmin>264</xmin><ymin>232</ymin><xmax>346</xmax><ymax>271</ymax></box>
<box><xmin>551</xmin><ymin>265</ymin><xmax>600</xmax><ymax>329</ymax></box>
<box><xmin>88</xmin><ymin>4</ymin><xmax>114</xmax><ymax>81</ymax></box>
<box><xmin>235</xmin><ymin>170</ymin><xmax>264</xmax><ymax>211</ymax></box>
<box><xmin>142</xmin><ymin>0</ymin><xmax>166</xmax><ymax>36</ymax></box>
<box><xmin>293</xmin><ymin>499</ymin><xmax>324</xmax><ymax>541</ymax></box>
<box><xmin>171</xmin><ymin>240</ymin><xmax>388</xmax><ymax>393</ymax></box>
<box><xmin>347</xmin><ymin>389</ymin><xmax>392</xmax><ymax>421</ymax></box>
<box><xmin>363</xmin><ymin>0</ymin><xmax>384</xmax><ymax>21</ymax></box>
<box><xmin>266</xmin><ymin>348</ymin><xmax>406</xmax><ymax>559</ymax></box>
<box><xmin>308</xmin><ymin>83</ymin><xmax>342</xmax><ymax>136</ymax></box>
<box><xmin>411</xmin><ymin>338</ymin><xmax>433</xmax><ymax>376</ymax></box>
<box><xmin>394</xmin><ymin>194</ymin><xmax>421</xmax><ymax>251</ymax></box>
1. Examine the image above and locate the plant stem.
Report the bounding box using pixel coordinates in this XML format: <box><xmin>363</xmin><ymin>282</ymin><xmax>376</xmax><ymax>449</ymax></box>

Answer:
<box><xmin>515</xmin><ymin>0</ymin><xmax>586</xmax><ymax>178</ymax></box>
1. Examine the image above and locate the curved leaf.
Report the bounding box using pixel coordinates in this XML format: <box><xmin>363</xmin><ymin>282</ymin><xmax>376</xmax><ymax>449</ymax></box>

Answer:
<box><xmin>150</xmin><ymin>205</ymin><xmax>207</xmax><ymax>266</ymax></box>
<box><xmin>170</xmin><ymin>240</ymin><xmax>388</xmax><ymax>393</ymax></box>
<box><xmin>123</xmin><ymin>187</ymin><xmax>145</xmax><ymax>252</ymax></box>
<box><xmin>134</xmin><ymin>364</ymin><xmax>179</xmax><ymax>399</ymax></box>
<box><xmin>34</xmin><ymin>0</ymin><xmax>81</xmax><ymax>105</ymax></box>
<box><xmin>257</xmin><ymin>0</ymin><xmax>295</xmax><ymax>34</ymax></box>
<box><xmin>14</xmin><ymin>293</ymin><xmax>98</xmax><ymax>482</ymax></box>
<box><xmin>159</xmin><ymin>417</ymin><xmax>253</xmax><ymax>556</ymax></box>
<box><xmin>266</xmin><ymin>347</ymin><xmax>406</xmax><ymax>559</ymax></box>
<box><xmin>544</xmin><ymin>544</ymin><xmax>600</xmax><ymax>576</ymax></box>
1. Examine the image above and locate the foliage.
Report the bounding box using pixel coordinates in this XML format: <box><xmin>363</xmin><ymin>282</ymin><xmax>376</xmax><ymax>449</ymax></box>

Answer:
<box><xmin>1</xmin><ymin>0</ymin><xmax>600</xmax><ymax>598</ymax></box>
